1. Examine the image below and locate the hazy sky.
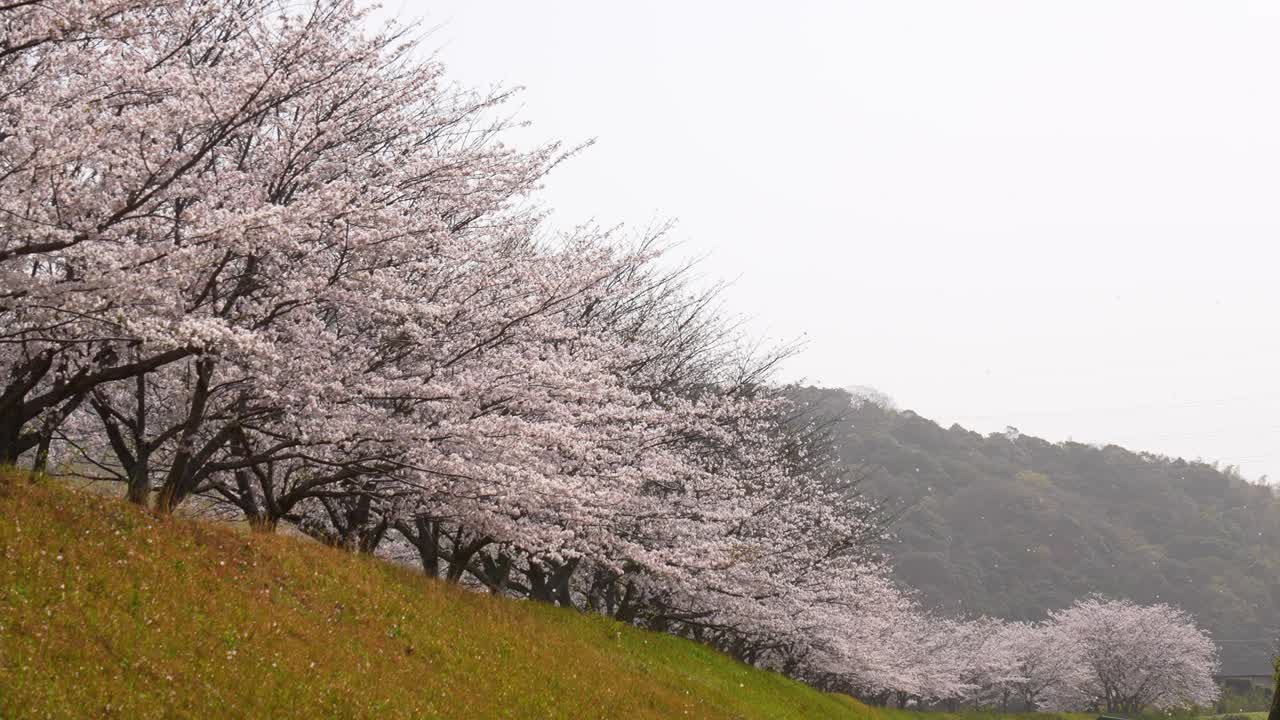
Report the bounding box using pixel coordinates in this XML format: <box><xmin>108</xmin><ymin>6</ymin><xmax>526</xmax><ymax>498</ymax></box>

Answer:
<box><xmin>382</xmin><ymin>1</ymin><xmax>1280</xmax><ymax>483</ymax></box>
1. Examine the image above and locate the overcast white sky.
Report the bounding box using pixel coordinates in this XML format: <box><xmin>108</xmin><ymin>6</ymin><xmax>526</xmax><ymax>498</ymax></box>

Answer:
<box><xmin>382</xmin><ymin>1</ymin><xmax>1280</xmax><ymax>483</ymax></box>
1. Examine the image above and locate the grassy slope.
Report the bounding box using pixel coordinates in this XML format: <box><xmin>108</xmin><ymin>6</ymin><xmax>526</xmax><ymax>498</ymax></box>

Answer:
<box><xmin>0</xmin><ymin>471</ymin><xmax>1096</xmax><ymax>720</ymax></box>
<box><xmin>0</xmin><ymin>471</ymin><xmax>860</xmax><ymax>719</ymax></box>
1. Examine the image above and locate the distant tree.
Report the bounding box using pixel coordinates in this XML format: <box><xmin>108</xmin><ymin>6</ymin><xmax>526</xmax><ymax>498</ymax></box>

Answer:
<box><xmin>1046</xmin><ymin>597</ymin><xmax>1219</xmax><ymax>713</ymax></box>
<box><xmin>844</xmin><ymin>385</ymin><xmax>897</xmax><ymax>411</ymax></box>
<box><xmin>996</xmin><ymin>621</ymin><xmax>1082</xmax><ymax>710</ymax></box>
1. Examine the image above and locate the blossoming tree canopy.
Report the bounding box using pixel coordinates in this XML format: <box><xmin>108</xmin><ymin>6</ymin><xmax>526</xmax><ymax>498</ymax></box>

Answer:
<box><xmin>0</xmin><ymin>0</ymin><xmax>1226</xmax><ymax>708</ymax></box>
<box><xmin>0</xmin><ymin>0</ymin><xmax>554</xmax><ymax>464</ymax></box>
<box><xmin>1044</xmin><ymin>597</ymin><xmax>1220</xmax><ymax>712</ymax></box>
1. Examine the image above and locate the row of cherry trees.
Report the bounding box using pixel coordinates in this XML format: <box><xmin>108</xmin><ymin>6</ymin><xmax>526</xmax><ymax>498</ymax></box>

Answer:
<box><xmin>849</xmin><ymin>598</ymin><xmax>1220</xmax><ymax>713</ymax></box>
<box><xmin>0</xmin><ymin>0</ymin><xmax>900</xmax><ymax>686</ymax></box>
<box><xmin>0</xmin><ymin>0</ymin><xmax>1221</xmax><ymax>708</ymax></box>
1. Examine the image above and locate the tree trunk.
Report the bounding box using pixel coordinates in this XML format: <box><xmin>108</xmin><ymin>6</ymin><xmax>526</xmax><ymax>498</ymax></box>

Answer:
<box><xmin>551</xmin><ymin>558</ymin><xmax>579</xmax><ymax>607</ymax></box>
<box><xmin>1267</xmin><ymin>664</ymin><xmax>1280</xmax><ymax>720</ymax></box>
<box><xmin>615</xmin><ymin>581</ymin><xmax>639</xmax><ymax>623</ymax></box>
<box><xmin>29</xmin><ymin>432</ymin><xmax>51</xmax><ymax>474</ymax></box>
<box><xmin>126</xmin><ymin>372</ymin><xmax>150</xmax><ymax>504</ymax></box>
<box><xmin>0</xmin><ymin>414</ymin><xmax>20</xmax><ymax>465</ymax></box>
<box><xmin>124</xmin><ymin>458</ymin><xmax>150</xmax><ymax>504</ymax></box>
<box><xmin>397</xmin><ymin>516</ymin><xmax>441</xmax><ymax>578</ymax></box>
<box><xmin>155</xmin><ymin>358</ymin><xmax>214</xmax><ymax>513</ymax></box>
<box><xmin>0</xmin><ymin>351</ymin><xmax>54</xmax><ymax>465</ymax></box>
<box><xmin>26</xmin><ymin>390</ymin><xmax>86</xmax><ymax>476</ymax></box>
<box><xmin>526</xmin><ymin>564</ymin><xmax>552</xmax><ymax>603</ymax></box>
<box><xmin>445</xmin><ymin>531</ymin><xmax>490</xmax><ymax>583</ymax></box>
<box><xmin>478</xmin><ymin>552</ymin><xmax>512</xmax><ymax>595</ymax></box>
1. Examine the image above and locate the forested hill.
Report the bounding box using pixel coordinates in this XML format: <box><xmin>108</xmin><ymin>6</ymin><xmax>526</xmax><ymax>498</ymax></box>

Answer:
<box><xmin>792</xmin><ymin>387</ymin><xmax>1280</xmax><ymax>676</ymax></box>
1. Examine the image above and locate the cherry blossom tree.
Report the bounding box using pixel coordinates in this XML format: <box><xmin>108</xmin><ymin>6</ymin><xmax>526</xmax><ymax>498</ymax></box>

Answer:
<box><xmin>1045</xmin><ymin>596</ymin><xmax>1220</xmax><ymax>713</ymax></box>
<box><xmin>1</xmin><ymin>0</ymin><xmax>557</xmax><ymax>473</ymax></box>
<box><xmin>995</xmin><ymin>620</ymin><xmax>1083</xmax><ymax>711</ymax></box>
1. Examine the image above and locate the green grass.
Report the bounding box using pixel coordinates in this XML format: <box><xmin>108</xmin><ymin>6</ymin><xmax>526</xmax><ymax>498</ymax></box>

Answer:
<box><xmin>854</xmin><ymin>706</ymin><xmax>1088</xmax><ymax>720</ymax></box>
<box><xmin>0</xmin><ymin>470</ymin><xmax>872</xmax><ymax>718</ymax></box>
<box><xmin>0</xmin><ymin>469</ymin><xmax>1111</xmax><ymax>719</ymax></box>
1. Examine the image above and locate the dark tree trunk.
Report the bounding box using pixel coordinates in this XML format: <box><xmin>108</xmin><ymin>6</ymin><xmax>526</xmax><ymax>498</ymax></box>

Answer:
<box><xmin>233</xmin><ymin>467</ymin><xmax>271</xmax><ymax>531</ymax></box>
<box><xmin>444</xmin><ymin>531</ymin><xmax>490</xmax><ymax>583</ymax></box>
<box><xmin>551</xmin><ymin>558</ymin><xmax>579</xmax><ymax>607</ymax></box>
<box><xmin>89</xmin><ymin>376</ymin><xmax>152</xmax><ymax>504</ymax></box>
<box><xmin>126</xmin><ymin>373</ymin><xmax>150</xmax><ymax>504</ymax></box>
<box><xmin>477</xmin><ymin>552</ymin><xmax>512</xmax><ymax>595</ymax></box>
<box><xmin>248</xmin><ymin>512</ymin><xmax>277</xmax><ymax>533</ymax></box>
<box><xmin>26</xmin><ymin>390</ymin><xmax>85</xmax><ymax>476</ymax></box>
<box><xmin>357</xmin><ymin>518</ymin><xmax>388</xmax><ymax>554</ymax></box>
<box><xmin>227</xmin><ymin>396</ymin><xmax>273</xmax><ymax>531</ymax></box>
<box><xmin>0</xmin><ymin>350</ymin><xmax>54</xmax><ymax>465</ymax></box>
<box><xmin>124</xmin><ymin>459</ymin><xmax>150</xmax><ymax>504</ymax></box>
<box><xmin>614</xmin><ymin>581</ymin><xmax>639</xmax><ymax>623</ymax></box>
<box><xmin>1268</xmin><ymin>662</ymin><xmax>1280</xmax><ymax>720</ymax></box>
<box><xmin>0</xmin><ymin>415</ymin><xmax>21</xmax><ymax>465</ymax></box>
<box><xmin>526</xmin><ymin>564</ymin><xmax>551</xmax><ymax>603</ymax></box>
<box><xmin>781</xmin><ymin>654</ymin><xmax>801</xmax><ymax>677</ymax></box>
<box><xmin>395</xmin><ymin>517</ymin><xmax>443</xmax><ymax>578</ymax></box>
<box><xmin>156</xmin><ymin>358</ymin><xmax>215</xmax><ymax>513</ymax></box>
<box><xmin>29</xmin><ymin>432</ymin><xmax>51</xmax><ymax>474</ymax></box>
<box><xmin>524</xmin><ymin>559</ymin><xmax>579</xmax><ymax>605</ymax></box>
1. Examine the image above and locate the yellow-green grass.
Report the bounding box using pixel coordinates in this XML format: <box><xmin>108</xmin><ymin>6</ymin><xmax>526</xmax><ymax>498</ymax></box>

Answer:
<box><xmin>837</xmin><ymin>700</ymin><xmax>1090</xmax><ymax>720</ymax></box>
<box><xmin>1</xmin><ymin>470</ymin><xmax>875</xmax><ymax>719</ymax></box>
<box><xmin>0</xmin><ymin>469</ymin><xmax>1117</xmax><ymax>719</ymax></box>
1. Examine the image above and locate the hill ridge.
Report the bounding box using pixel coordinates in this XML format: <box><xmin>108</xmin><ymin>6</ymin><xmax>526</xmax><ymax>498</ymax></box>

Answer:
<box><xmin>793</xmin><ymin>386</ymin><xmax>1280</xmax><ymax>676</ymax></box>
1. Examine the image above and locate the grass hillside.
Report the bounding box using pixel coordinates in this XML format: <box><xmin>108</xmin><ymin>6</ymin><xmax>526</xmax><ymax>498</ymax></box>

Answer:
<box><xmin>0</xmin><ymin>469</ymin><xmax>869</xmax><ymax>719</ymax></box>
<box><xmin>0</xmin><ymin>469</ymin><xmax>1112</xmax><ymax>720</ymax></box>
